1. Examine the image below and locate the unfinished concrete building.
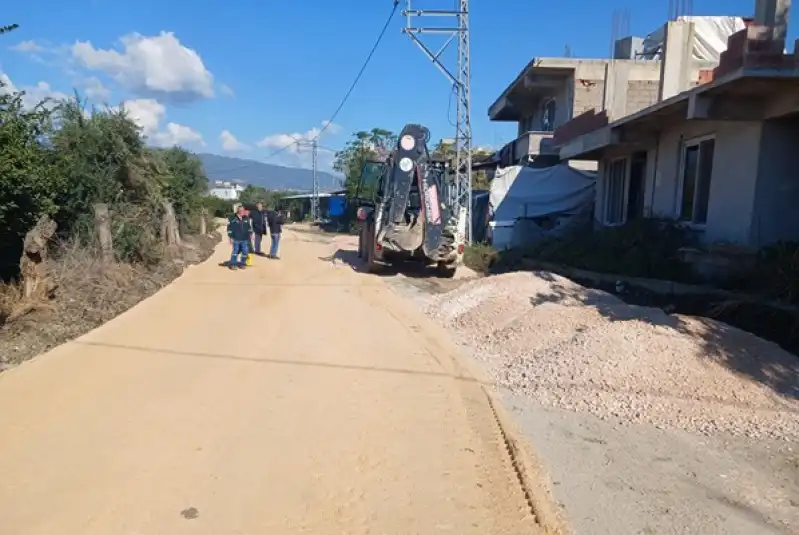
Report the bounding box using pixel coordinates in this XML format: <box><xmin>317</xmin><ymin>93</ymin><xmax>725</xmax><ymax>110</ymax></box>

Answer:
<box><xmin>487</xmin><ymin>17</ymin><xmax>745</xmax><ymax>169</ymax></box>
<box><xmin>556</xmin><ymin>0</ymin><xmax>799</xmax><ymax>248</ymax></box>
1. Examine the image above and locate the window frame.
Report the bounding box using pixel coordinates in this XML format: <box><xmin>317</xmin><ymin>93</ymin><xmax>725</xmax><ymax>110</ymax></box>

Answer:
<box><xmin>602</xmin><ymin>156</ymin><xmax>630</xmax><ymax>226</ymax></box>
<box><xmin>676</xmin><ymin>134</ymin><xmax>715</xmax><ymax>226</ymax></box>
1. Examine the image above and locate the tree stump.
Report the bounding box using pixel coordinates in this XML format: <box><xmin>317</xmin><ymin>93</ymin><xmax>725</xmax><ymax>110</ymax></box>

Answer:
<box><xmin>93</xmin><ymin>203</ymin><xmax>114</xmax><ymax>263</ymax></box>
<box><xmin>20</xmin><ymin>216</ymin><xmax>57</xmax><ymax>300</ymax></box>
<box><xmin>161</xmin><ymin>201</ymin><xmax>181</xmax><ymax>246</ymax></box>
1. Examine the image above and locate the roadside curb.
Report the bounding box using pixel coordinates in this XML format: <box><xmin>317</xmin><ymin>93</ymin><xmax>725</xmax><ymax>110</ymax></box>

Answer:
<box><xmin>482</xmin><ymin>386</ymin><xmax>574</xmax><ymax>535</ymax></box>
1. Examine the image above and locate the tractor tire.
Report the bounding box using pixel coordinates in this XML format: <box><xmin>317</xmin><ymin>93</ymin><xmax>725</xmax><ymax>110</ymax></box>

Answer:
<box><xmin>436</xmin><ymin>261</ymin><xmax>457</xmax><ymax>278</ymax></box>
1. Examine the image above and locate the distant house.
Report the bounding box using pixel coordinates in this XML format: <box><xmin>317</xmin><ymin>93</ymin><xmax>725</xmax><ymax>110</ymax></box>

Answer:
<box><xmin>209</xmin><ymin>180</ymin><xmax>245</xmax><ymax>200</ymax></box>
<box><xmin>556</xmin><ymin>21</ymin><xmax>799</xmax><ymax>247</ymax></box>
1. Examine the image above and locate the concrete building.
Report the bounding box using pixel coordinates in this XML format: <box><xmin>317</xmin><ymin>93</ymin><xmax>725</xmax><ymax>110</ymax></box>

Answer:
<box><xmin>557</xmin><ymin>17</ymin><xmax>799</xmax><ymax>247</ymax></box>
<box><xmin>487</xmin><ymin>59</ymin><xmax>717</xmax><ymax>169</ymax></box>
<box><xmin>486</xmin><ymin>18</ymin><xmax>745</xmax><ymax>169</ymax></box>
<box><xmin>209</xmin><ymin>180</ymin><xmax>245</xmax><ymax>200</ymax></box>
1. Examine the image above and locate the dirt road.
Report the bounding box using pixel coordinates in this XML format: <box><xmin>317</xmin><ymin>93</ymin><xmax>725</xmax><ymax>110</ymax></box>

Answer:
<box><xmin>0</xmin><ymin>228</ymin><xmax>538</xmax><ymax>534</ymax></box>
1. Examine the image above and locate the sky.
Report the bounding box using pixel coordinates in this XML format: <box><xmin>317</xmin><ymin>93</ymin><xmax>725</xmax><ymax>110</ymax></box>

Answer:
<box><xmin>0</xmin><ymin>0</ymin><xmax>784</xmax><ymax>173</ymax></box>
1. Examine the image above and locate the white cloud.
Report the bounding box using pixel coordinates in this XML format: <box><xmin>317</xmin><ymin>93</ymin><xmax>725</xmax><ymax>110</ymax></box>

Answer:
<box><xmin>219</xmin><ymin>129</ymin><xmax>249</xmax><ymax>151</ymax></box>
<box><xmin>219</xmin><ymin>83</ymin><xmax>234</xmax><ymax>97</ymax></box>
<box><xmin>154</xmin><ymin>122</ymin><xmax>204</xmax><ymax>146</ymax></box>
<box><xmin>81</xmin><ymin>76</ymin><xmax>110</xmax><ymax>101</ymax></box>
<box><xmin>256</xmin><ymin>120</ymin><xmax>341</xmax><ymax>152</ymax></box>
<box><xmin>118</xmin><ymin>98</ymin><xmax>204</xmax><ymax>147</ymax></box>
<box><xmin>72</xmin><ymin>32</ymin><xmax>214</xmax><ymax>102</ymax></box>
<box><xmin>255</xmin><ymin>120</ymin><xmax>342</xmax><ymax>170</ymax></box>
<box><xmin>0</xmin><ymin>73</ymin><xmax>18</xmax><ymax>93</ymax></box>
<box><xmin>10</xmin><ymin>40</ymin><xmax>44</xmax><ymax>52</ymax></box>
<box><xmin>321</xmin><ymin>120</ymin><xmax>342</xmax><ymax>134</ymax></box>
<box><xmin>0</xmin><ymin>73</ymin><xmax>68</xmax><ymax>109</ymax></box>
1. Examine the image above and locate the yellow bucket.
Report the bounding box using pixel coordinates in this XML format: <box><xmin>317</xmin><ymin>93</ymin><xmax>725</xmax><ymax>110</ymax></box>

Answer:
<box><xmin>245</xmin><ymin>253</ymin><xmax>254</xmax><ymax>266</ymax></box>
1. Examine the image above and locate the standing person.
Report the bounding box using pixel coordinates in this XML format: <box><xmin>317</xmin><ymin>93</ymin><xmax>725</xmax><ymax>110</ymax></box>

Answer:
<box><xmin>250</xmin><ymin>202</ymin><xmax>268</xmax><ymax>256</ymax></box>
<box><xmin>227</xmin><ymin>205</ymin><xmax>253</xmax><ymax>269</ymax></box>
<box><xmin>266</xmin><ymin>207</ymin><xmax>284</xmax><ymax>259</ymax></box>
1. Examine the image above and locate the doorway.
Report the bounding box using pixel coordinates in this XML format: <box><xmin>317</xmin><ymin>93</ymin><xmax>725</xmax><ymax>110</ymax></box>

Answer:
<box><xmin>627</xmin><ymin>151</ymin><xmax>647</xmax><ymax>221</ymax></box>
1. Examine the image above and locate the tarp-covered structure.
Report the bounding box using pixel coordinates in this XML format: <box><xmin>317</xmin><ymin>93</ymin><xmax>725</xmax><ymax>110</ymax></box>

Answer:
<box><xmin>641</xmin><ymin>16</ymin><xmax>746</xmax><ymax>62</ymax></box>
<box><xmin>488</xmin><ymin>164</ymin><xmax>596</xmax><ymax>249</ymax></box>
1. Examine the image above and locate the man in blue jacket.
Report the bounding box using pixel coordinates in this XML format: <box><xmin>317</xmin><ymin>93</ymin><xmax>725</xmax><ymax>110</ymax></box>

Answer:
<box><xmin>227</xmin><ymin>205</ymin><xmax>253</xmax><ymax>269</ymax></box>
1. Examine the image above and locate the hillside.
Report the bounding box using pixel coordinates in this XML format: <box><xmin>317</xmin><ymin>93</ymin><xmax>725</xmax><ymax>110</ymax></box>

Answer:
<box><xmin>197</xmin><ymin>153</ymin><xmax>343</xmax><ymax>192</ymax></box>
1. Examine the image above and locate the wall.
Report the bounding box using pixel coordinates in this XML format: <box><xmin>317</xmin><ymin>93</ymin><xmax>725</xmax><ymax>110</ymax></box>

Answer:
<box><xmin>625</xmin><ymin>80</ymin><xmax>660</xmax><ymax>115</ymax></box>
<box><xmin>595</xmin><ymin>120</ymin><xmax>763</xmax><ymax>245</ymax></box>
<box><xmin>516</xmin><ymin>79</ymin><xmax>572</xmax><ymax>137</ymax></box>
<box><xmin>751</xmin><ymin>117</ymin><xmax>799</xmax><ymax>245</ymax></box>
<box><xmin>647</xmin><ymin>120</ymin><xmax>762</xmax><ymax>244</ymax></box>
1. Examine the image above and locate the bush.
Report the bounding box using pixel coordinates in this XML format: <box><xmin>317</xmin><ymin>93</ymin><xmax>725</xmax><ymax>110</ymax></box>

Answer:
<box><xmin>493</xmin><ymin>219</ymin><xmax>697</xmax><ymax>281</ymax></box>
<box><xmin>0</xmin><ymin>89</ymin><xmax>211</xmax><ymax>277</ymax></box>
<box><xmin>463</xmin><ymin>243</ymin><xmax>496</xmax><ymax>274</ymax></box>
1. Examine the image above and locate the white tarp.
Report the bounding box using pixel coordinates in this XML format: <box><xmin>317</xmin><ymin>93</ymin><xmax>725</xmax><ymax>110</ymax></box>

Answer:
<box><xmin>489</xmin><ymin>164</ymin><xmax>596</xmax><ymax>249</ymax></box>
<box><xmin>642</xmin><ymin>16</ymin><xmax>746</xmax><ymax>62</ymax></box>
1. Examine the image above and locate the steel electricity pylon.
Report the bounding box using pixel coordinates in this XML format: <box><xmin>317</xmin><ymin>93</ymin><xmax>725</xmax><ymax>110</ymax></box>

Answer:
<box><xmin>401</xmin><ymin>0</ymin><xmax>473</xmax><ymax>242</ymax></box>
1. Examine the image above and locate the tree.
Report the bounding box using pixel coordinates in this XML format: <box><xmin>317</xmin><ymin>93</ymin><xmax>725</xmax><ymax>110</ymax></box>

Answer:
<box><xmin>431</xmin><ymin>140</ymin><xmax>493</xmax><ymax>190</ymax></box>
<box><xmin>0</xmin><ymin>80</ymin><xmax>60</xmax><ymax>257</ymax></box>
<box><xmin>158</xmin><ymin>146</ymin><xmax>209</xmax><ymax>225</ymax></box>
<box><xmin>0</xmin><ymin>24</ymin><xmax>19</xmax><ymax>35</ymax></box>
<box><xmin>333</xmin><ymin>128</ymin><xmax>396</xmax><ymax>199</ymax></box>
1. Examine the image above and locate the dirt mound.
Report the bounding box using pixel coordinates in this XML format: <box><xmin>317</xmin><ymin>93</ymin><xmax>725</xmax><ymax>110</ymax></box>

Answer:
<box><xmin>427</xmin><ymin>271</ymin><xmax>799</xmax><ymax>440</ymax></box>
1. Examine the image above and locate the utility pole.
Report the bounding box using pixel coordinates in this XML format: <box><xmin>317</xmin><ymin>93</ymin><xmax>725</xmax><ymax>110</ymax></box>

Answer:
<box><xmin>402</xmin><ymin>0</ymin><xmax>473</xmax><ymax>243</ymax></box>
<box><xmin>311</xmin><ymin>138</ymin><xmax>320</xmax><ymax>222</ymax></box>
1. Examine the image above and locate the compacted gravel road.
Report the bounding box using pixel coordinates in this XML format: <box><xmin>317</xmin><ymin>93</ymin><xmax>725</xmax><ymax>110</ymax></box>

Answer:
<box><xmin>0</xmin><ymin>229</ymin><xmax>538</xmax><ymax>535</ymax></box>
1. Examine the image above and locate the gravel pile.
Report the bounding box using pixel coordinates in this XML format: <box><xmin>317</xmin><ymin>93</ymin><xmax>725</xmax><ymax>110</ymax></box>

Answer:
<box><xmin>426</xmin><ymin>271</ymin><xmax>799</xmax><ymax>440</ymax></box>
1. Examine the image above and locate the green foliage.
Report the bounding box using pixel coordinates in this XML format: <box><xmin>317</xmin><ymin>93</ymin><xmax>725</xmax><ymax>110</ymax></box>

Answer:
<box><xmin>333</xmin><ymin>128</ymin><xmax>396</xmax><ymax>200</ymax></box>
<box><xmin>493</xmin><ymin>219</ymin><xmax>698</xmax><ymax>281</ymax></box>
<box><xmin>462</xmin><ymin>243</ymin><xmax>496</xmax><ymax>274</ymax></box>
<box><xmin>201</xmin><ymin>195</ymin><xmax>235</xmax><ymax>218</ymax></box>
<box><xmin>0</xmin><ymin>82</ymin><xmax>210</xmax><ymax>270</ymax></box>
<box><xmin>237</xmin><ymin>185</ymin><xmax>286</xmax><ymax>208</ymax></box>
<box><xmin>430</xmin><ymin>140</ymin><xmax>493</xmax><ymax>190</ymax></box>
<box><xmin>0</xmin><ymin>23</ymin><xmax>19</xmax><ymax>35</ymax></box>
<box><xmin>0</xmin><ymin>81</ymin><xmax>62</xmax><ymax>253</ymax></box>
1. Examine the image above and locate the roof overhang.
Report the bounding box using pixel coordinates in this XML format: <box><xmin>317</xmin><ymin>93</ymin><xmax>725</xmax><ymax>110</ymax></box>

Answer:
<box><xmin>488</xmin><ymin>57</ymin><xmax>580</xmax><ymax>121</ymax></box>
<box><xmin>558</xmin><ymin>67</ymin><xmax>799</xmax><ymax>160</ymax></box>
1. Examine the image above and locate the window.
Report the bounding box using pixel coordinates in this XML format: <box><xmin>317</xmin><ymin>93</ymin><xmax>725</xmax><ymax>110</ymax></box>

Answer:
<box><xmin>604</xmin><ymin>157</ymin><xmax>628</xmax><ymax>225</ymax></box>
<box><xmin>679</xmin><ymin>137</ymin><xmax>715</xmax><ymax>224</ymax></box>
<box><xmin>356</xmin><ymin>160</ymin><xmax>386</xmax><ymax>201</ymax></box>
<box><xmin>541</xmin><ymin>99</ymin><xmax>556</xmax><ymax>131</ymax></box>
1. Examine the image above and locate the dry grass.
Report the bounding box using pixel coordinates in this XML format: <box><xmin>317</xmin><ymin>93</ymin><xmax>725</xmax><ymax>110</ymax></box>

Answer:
<box><xmin>0</xmin><ymin>232</ymin><xmax>220</xmax><ymax>369</ymax></box>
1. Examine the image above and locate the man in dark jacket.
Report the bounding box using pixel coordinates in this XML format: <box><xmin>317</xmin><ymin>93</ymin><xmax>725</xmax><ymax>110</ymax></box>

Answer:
<box><xmin>227</xmin><ymin>205</ymin><xmax>253</xmax><ymax>269</ymax></box>
<box><xmin>266</xmin><ymin>208</ymin><xmax>284</xmax><ymax>259</ymax></box>
<box><xmin>250</xmin><ymin>202</ymin><xmax>267</xmax><ymax>255</ymax></box>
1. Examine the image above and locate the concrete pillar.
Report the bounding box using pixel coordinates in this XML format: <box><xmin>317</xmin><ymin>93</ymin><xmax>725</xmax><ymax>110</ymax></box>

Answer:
<box><xmin>755</xmin><ymin>0</ymin><xmax>791</xmax><ymax>41</ymax></box>
<box><xmin>602</xmin><ymin>61</ymin><xmax>630</xmax><ymax>121</ymax></box>
<box><xmin>658</xmin><ymin>20</ymin><xmax>695</xmax><ymax>102</ymax></box>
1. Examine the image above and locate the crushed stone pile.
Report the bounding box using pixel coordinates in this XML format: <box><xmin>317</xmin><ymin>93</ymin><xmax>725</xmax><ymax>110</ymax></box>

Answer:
<box><xmin>426</xmin><ymin>271</ymin><xmax>799</xmax><ymax>441</ymax></box>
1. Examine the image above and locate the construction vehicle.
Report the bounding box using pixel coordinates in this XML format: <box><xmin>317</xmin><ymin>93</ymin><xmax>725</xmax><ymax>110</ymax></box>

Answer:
<box><xmin>355</xmin><ymin>123</ymin><xmax>466</xmax><ymax>277</ymax></box>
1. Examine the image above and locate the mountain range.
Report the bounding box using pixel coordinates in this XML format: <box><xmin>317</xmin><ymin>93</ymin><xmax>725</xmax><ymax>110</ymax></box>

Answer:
<box><xmin>197</xmin><ymin>153</ymin><xmax>343</xmax><ymax>192</ymax></box>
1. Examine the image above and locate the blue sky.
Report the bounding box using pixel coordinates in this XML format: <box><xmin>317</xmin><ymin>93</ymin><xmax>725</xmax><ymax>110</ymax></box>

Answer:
<box><xmin>0</xmin><ymin>0</ymin><xmax>781</xmax><ymax>171</ymax></box>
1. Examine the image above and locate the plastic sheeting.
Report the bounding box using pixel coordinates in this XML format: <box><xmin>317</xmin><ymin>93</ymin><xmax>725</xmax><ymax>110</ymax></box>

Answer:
<box><xmin>641</xmin><ymin>16</ymin><xmax>745</xmax><ymax>62</ymax></box>
<box><xmin>488</xmin><ymin>164</ymin><xmax>596</xmax><ymax>250</ymax></box>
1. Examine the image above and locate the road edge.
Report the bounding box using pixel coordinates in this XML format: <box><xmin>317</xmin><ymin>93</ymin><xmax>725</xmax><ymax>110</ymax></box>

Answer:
<box><xmin>482</xmin><ymin>386</ymin><xmax>574</xmax><ymax>535</ymax></box>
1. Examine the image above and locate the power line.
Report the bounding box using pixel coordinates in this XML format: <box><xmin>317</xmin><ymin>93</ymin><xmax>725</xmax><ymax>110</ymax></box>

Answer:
<box><xmin>262</xmin><ymin>1</ymin><xmax>400</xmax><ymax>161</ymax></box>
<box><xmin>204</xmin><ymin>1</ymin><xmax>399</xmax><ymax>177</ymax></box>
